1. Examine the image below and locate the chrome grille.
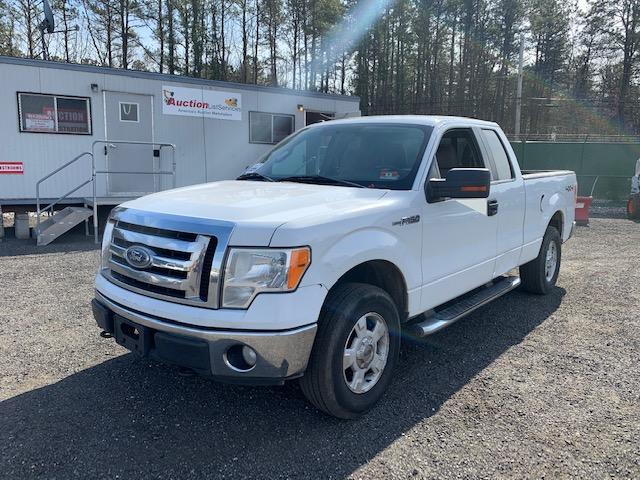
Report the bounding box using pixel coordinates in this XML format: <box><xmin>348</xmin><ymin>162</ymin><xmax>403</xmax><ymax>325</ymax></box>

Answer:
<box><xmin>101</xmin><ymin>208</ymin><xmax>234</xmax><ymax>309</ymax></box>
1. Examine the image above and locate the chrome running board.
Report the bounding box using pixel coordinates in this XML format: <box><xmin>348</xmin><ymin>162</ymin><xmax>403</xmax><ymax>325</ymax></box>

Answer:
<box><xmin>411</xmin><ymin>276</ymin><xmax>521</xmax><ymax>337</ymax></box>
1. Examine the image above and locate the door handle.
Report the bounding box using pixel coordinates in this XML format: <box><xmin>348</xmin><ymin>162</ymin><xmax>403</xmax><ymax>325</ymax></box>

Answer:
<box><xmin>104</xmin><ymin>144</ymin><xmax>117</xmax><ymax>155</ymax></box>
<box><xmin>488</xmin><ymin>200</ymin><xmax>499</xmax><ymax>216</ymax></box>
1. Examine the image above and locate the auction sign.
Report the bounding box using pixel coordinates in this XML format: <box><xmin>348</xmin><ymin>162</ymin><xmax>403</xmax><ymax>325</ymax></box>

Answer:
<box><xmin>0</xmin><ymin>162</ymin><xmax>24</xmax><ymax>174</ymax></box>
<box><xmin>162</xmin><ymin>86</ymin><xmax>242</xmax><ymax>121</ymax></box>
<box><xmin>25</xmin><ymin>110</ymin><xmax>55</xmax><ymax>133</ymax></box>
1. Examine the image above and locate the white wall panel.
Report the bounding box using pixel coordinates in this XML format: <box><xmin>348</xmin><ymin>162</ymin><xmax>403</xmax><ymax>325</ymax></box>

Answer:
<box><xmin>0</xmin><ymin>58</ymin><xmax>360</xmax><ymax>202</ymax></box>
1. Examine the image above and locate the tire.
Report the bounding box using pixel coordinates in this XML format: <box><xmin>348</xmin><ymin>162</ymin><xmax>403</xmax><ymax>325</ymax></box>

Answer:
<box><xmin>627</xmin><ymin>195</ymin><xmax>640</xmax><ymax>220</ymax></box>
<box><xmin>519</xmin><ymin>225</ymin><xmax>561</xmax><ymax>295</ymax></box>
<box><xmin>299</xmin><ymin>282</ymin><xmax>401</xmax><ymax>419</ymax></box>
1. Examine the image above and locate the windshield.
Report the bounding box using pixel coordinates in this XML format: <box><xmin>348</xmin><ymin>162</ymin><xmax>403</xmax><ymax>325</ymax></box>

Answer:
<box><xmin>254</xmin><ymin>123</ymin><xmax>433</xmax><ymax>190</ymax></box>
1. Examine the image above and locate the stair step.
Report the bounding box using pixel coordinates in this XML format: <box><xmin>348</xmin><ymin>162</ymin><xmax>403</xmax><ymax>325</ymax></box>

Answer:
<box><xmin>411</xmin><ymin>276</ymin><xmax>521</xmax><ymax>337</ymax></box>
<box><xmin>37</xmin><ymin>207</ymin><xmax>93</xmax><ymax>246</ymax></box>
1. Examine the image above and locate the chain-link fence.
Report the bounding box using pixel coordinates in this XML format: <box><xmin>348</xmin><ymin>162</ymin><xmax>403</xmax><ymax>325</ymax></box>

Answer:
<box><xmin>506</xmin><ymin>133</ymin><xmax>640</xmax><ymax>143</ymax></box>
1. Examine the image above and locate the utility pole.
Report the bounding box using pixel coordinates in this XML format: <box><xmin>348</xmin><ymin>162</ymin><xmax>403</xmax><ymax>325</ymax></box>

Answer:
<box><xmin>514</xmin><ymin>32</ymin><xmax>525</xmax><ymax>139</ymax></box>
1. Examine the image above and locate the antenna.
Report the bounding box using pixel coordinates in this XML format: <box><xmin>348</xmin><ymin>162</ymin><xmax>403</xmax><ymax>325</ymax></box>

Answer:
<box><xmin>38</xmin><ymin>0</ymin><xmax>55</xmax><ymax>60</ymax></box>
<box><xmin>38</xmin><ymin>0</ymin><xmax>80</xmax><ymax>61</ymax></box>
<box><xmin>41</xmin><ymin>0</ymin><xmax>55</xmax><ymax>33</ymax></box>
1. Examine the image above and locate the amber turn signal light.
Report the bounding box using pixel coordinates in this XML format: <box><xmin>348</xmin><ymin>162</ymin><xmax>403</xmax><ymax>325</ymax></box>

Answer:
<box><xmin>288</xmin><ymin>247</ymin><xmax>311</xmax><ymax>289</ymax></box>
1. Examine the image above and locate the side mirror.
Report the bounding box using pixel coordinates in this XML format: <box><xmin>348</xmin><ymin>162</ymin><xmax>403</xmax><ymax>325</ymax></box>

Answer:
<box><xmin>426</xmin><ymin>168</ymin><xmax>491</xmax><ymax>203</ymax></box>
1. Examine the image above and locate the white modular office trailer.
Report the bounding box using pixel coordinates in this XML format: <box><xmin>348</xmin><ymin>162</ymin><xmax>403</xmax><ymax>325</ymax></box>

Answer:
<box><xmin>0</xmin><ymin>56</ymin><xmax>360</xmax><ymax>206</ymax></box>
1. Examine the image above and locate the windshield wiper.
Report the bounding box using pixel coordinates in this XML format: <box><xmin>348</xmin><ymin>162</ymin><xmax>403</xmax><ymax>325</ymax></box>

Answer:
<box><xmin>237</xmin><ymin>171</ymin><xmax>274</xmax><ymax>182</ymax></box>
<box><xmin>277</xmin><ymin>175</ymin><xmax>365</xmax><ymax>188</ymax></box>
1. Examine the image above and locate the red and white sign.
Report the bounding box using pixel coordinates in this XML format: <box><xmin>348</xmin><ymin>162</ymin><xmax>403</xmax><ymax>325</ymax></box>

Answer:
<box><xmin>0</xmin><ymin>162</ymin><xmax>24</xmax><ymax>174</ymax></box>
<box><xmin>25</xmin><ymin>108</ymin><xmax>56</xmax><ymax>133</ymax></box>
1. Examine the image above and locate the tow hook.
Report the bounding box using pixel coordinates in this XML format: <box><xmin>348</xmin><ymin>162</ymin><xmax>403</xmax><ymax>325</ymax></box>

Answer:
<box><xmin>100</xmin><ymin>330</ymin><xmax>113</xmax><ymax>339</ymax></box>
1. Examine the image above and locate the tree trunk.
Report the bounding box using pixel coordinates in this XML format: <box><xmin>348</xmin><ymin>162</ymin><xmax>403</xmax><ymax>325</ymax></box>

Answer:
<box><xmin>167</xmin><ymin>0</ymin><xmax>175</xmax><ymax>74</ymax></box>
<box><xmin>254</xmin><ymin>0</ymin><xmax>259</xmax><ymax>83</ymax></box>
<box><xmin>158</xmin><ymin>0</ymin><xmax>164</xmax><ymax>73</ymax></box>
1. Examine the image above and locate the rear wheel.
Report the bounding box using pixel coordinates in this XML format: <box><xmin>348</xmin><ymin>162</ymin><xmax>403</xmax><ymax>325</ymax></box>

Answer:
<box><xmin>520</xmin><ymin>225</ymin><xmax>561</xmax><ymax>295</ymax></box>
<box><xmin>300</xmin><ymin>283</ymin><xmax>400</xmax><ymax>419</ymax></box>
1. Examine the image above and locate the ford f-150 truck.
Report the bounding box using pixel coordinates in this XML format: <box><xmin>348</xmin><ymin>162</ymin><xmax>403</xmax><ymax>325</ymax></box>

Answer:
<box><xmin>92</xmin><ymin>116</ymin><xmax>576</xmax><ymax>418</ymax></box>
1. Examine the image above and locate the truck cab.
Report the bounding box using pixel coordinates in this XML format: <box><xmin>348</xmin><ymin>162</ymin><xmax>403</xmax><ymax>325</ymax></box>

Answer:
<box><xmin>93</xmin><ymin>116</ymin><xmax>576</xmax><ymax>418</ymax></box>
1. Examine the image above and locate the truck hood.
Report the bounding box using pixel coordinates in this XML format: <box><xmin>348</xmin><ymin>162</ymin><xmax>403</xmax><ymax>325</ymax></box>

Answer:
<box><xmin>121</xmin><ymin>180</ymin><xmax>388</xmax><ymax>245</ymax></box>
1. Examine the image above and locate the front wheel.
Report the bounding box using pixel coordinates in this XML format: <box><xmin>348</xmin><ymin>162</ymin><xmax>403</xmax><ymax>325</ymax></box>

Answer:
<box><xmin>299</xmin><ymin>283</ymin><xmax>400</xmax><ymax>419</ymax></box>
<box><xmin>520</xmin><ymin>225</ymin><xmax>561</xmax><ymax>295</ymax></box>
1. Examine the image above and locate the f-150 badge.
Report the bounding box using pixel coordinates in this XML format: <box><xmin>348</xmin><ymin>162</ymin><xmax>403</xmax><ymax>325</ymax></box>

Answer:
<box><xmin>392</xmin><ymin>215</ymin><xmax>420</xmax><ymax>226</ymax></box>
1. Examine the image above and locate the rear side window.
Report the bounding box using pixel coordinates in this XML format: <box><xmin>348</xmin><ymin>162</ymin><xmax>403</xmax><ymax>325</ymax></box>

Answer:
<box><xmin>481</xmin><ymin>129</ymin><xmax>513</xmax><ymax>181</ymax></box>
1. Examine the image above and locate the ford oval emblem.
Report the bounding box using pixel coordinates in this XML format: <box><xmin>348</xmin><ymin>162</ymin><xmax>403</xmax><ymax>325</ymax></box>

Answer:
<box><xmin>124</xmin><ymin>245</ymin><xmax>153</xmax><ymax>269</ymax></box>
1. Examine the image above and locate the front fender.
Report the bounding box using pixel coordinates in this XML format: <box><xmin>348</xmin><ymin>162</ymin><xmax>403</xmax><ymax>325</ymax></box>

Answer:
<box><xmin>268</xmin><ymin>192</ymin><xmax>422</xmax><ymax>315</ymax></box>
<box><xmin>297</xmin><ymin>226</ymin><xmax>422</xmax><ymax>316</ymax></box>
<box><xmin>321</xmin><ymin>227</ymin><xmax>416</xmax><ymax>286</ymax></box>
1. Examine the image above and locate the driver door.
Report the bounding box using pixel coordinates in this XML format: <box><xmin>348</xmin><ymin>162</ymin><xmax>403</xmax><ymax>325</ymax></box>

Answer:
<box><xmin>419</xmin><ymin>128</ymin><xmax>499</xmax><ymax>311</ymax></box>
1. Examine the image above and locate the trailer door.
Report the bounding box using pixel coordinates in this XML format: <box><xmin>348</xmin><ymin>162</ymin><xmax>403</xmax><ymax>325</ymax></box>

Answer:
<box><xmin>104</xmin><ymin>92</ymin><xmax>155</xmax><ymax>196</ymax></box>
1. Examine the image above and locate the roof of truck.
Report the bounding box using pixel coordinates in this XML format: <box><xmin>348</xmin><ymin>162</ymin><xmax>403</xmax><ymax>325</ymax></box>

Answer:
<box><xmin>322</xmin><ymin>115</ymin><xmax>500</xmax><ymax>128</ymax></box>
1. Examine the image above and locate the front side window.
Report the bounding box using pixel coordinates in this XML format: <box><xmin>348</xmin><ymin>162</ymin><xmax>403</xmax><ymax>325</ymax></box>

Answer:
<box><xmin>255</xmin><ymin>123</ymin><xmax>432</xmax><ymax>190</ymax></box>
<box><xmin>249</xmin><ymin>111</ymin><xmax>294</xmax><ymax>144</ymax></box>
<box><xmin>18</xmin><ymin>93</ymin><xmax>91</xmax><ymax>134</ymax></box>
<box><xmin>432</xmin><ymin>128</ymin><xmax>484</xmax><ymax>178</ymax></box>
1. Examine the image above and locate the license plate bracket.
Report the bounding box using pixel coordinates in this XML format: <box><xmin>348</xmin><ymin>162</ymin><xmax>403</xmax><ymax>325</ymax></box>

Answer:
<box><xmin>114</xmin><ymin>316</ymin><xmax>152</xmax><ymax>356</ymax></box>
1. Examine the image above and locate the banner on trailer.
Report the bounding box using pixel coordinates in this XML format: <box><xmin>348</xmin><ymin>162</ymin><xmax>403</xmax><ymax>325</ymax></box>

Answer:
<box><xmin>0</xmin><ymin>162</ymin><xmax>24</xmax><ymax>174</ymax></box>
<box><xmin>162</xmin><ymin>86</ymin><xmax>242</xmax><ymax>121</ymax></box>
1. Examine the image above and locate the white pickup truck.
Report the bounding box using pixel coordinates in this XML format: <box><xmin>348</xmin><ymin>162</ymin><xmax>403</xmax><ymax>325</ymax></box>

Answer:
<box><xmin>93</xmin><ymin>116</ymin><xmax>576</xmax><ymax>418</ymax></box>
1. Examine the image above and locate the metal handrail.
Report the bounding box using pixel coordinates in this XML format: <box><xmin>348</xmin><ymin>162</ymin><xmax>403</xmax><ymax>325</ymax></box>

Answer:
<box><xmin>90</xmin><ymin>140</ymin><xmax>176</xmax><ymax>243</ymax></box>
<box><xmin>36</xmin><ymin>151</ymin><xmax>93</xmax><ymax>238</ymax></box>
<box><xmin>35</xmin><ymin>140</ymin><xmax>176</xmax><ymax>245</ymax></box>
<box><xmin>95</xmin><ymin>170</ymin><xmax>175</xmax><ymax>175</ymax></box>
<box><xmin>40</xmin><ymin>179</ymin><xmax>93</xmax><ymax>213</ymax></box>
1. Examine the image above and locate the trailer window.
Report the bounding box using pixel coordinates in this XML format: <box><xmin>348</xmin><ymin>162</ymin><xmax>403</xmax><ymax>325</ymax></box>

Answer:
<box><xmin>18</xmin><ymin>93</ymin><xmax>92</xmax><ymax>135</ymax></box>
<box><xmin>249</xmin><ymin>111</ymin><xmax>294</xmax><ymax>144</ymax></box>
<box><xmin>119</xmin><ymin>102</ymin><xmax>139</xmax><ymax>122</ymax></box>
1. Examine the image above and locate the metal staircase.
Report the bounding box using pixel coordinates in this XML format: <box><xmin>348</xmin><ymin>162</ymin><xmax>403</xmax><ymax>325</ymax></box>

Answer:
<box><xmin>36</xmin><ymin>206</ymin><xmax>94</xmax><ymax>246</ymax></box>
<box><xmin>35</xmin><ymin>140</ymin><xmax>176</xmax><ymax>246</ymax></box>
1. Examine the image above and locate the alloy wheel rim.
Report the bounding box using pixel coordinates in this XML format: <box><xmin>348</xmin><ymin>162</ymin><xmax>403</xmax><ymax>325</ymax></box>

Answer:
<box><xmin>545</xmin><ymin>241</ymin><xmax>558</xmax><ymax>282</ymax></box>
<box><xmin>343</xmin><ymin>312</ymin><xmax>390</xmax><ymax>394</ymax></box>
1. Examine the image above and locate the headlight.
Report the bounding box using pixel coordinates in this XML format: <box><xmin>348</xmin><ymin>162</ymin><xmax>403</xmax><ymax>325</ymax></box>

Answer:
<box><xmin>222</xmin><ymin>247</ymin><xmax>311</xmax><ymax>308</ymax></box>
<box><xmin>100</xmin><ymin>220</ymin><xmax>115</xmax><ymax>269</ymax></box>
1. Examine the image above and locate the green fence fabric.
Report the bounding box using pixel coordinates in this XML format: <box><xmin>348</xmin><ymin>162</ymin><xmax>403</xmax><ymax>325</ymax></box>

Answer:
<box><xmin>510</xmin><ymin>141</ymin><xmax>638</xmax><ymax>200</ymax></box>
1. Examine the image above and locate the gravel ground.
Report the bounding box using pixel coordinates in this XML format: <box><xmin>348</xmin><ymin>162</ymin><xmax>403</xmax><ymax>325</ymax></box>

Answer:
<box><xmin>589</xmin><ymin>199</ymin><xmax>629</xmax><ymax>219</ymax></box>
<box><xmin>1</xmin><ymin>219</ymin><xmax>639</xmax><ymax>479</ymax></box>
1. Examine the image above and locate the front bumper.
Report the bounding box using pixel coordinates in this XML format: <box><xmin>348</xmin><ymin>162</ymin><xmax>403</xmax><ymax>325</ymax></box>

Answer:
<box><xmin>92</xmin><ymin>291</ymin><xmax>317</xmax><ymax>385</ymax></box>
